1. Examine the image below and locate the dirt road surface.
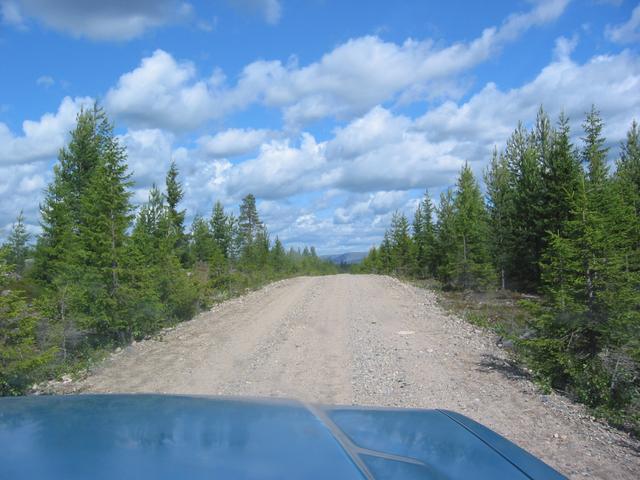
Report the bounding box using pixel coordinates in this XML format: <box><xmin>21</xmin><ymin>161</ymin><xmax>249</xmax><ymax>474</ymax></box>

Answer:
<box><xmin>68</xmin><ymin>274</ymin><xmax>639</xmax><ymax>479</ymax></box>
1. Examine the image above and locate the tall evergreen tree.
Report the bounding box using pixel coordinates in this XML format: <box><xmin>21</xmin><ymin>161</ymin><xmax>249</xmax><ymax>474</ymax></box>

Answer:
<box><xmin>485</xmin><ymin>148</ymin><xmax>514</xmax><ymax>289</ymax></box>
<box><xmin>210</xmin><ymin>200</ymin><xmax>233</xmax><ymax>259</ymax></box>
<box><xmin>389</xmin><ymin>212</ymin><xmax>413</xmax><ymax>276</ymax></box>
<box><xmin>79</xmin><ymin>116</ymin><xmax>134</xmax><ymax>338</ymax></box>
<box><xmin>165</xmin><ymin>161</ymin><xmax>187</xmax><ymax>263</ymax></box>
<box><xmin>541</xmin><ymin>112</ymin><xmax>582</xmax><ymax>238</ymax></box>
<box><xmin>34</xmin><ymin>106</ymin><xmax>105</xmax><ymax>283</ymax></box>
<box><xmin>506</xmin><ymin>124</ymin><xmax>545</xmax><ymax>290</ymax></box>
<box><xmin>238</xmin><ymin>194</ymin><xmax>262</xmax><ymax>250</ymax></box>
<box><xmin>582</xmin><ymin>105</ymin><xmax>610</xmax><ymax>189</ymax></box>
<box><xmin>412</xmin><ymin>191</ymin><xmax>436</xmax><ymax>277</ymax></box>
<box><xmin>451</xmin><ymin>164</ymin><xmax>495</xmax><ymax>289</ymax></box>
<box><xmin>434</xmin><ymin>189</ymin><xmax>457</xmax><ymax>286</ymax></box>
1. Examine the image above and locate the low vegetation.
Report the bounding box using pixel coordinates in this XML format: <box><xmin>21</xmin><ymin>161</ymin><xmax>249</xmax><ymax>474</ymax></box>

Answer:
<box><xmin>0</xmin><ymin>105</ymin><xmax>336</xmax><ymax>396</ymax></box>
<box><xmin>356</xmin><ymin>106</ymin><xmax>640</xmax><ymax>435</ymax></box>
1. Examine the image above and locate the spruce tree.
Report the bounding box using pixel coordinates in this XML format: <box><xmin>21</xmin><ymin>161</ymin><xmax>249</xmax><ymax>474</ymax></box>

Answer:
<box><xmin>485</xmin><ymin>148</ymin><xmax>514</xmax><ymax>289</ymax></box>
<box><xmin>412</xmin><ymin>191</ymin><xmax>436</xmax><ymax>278</ymax></box>
<box><xmin>541</xmin><ymin>112</ymin><xmax>582</xmax><ymax>237</ymax></box>
<box><xmin>451</xmin><ymin>164</ymin><xmax>495</xmax><ymax>290</ymax></box>
<box><xmin>79</xmin><ymin>116</ymin><xmax>134</xmax><ymax>338</ymax></box>
<box><xmin>434</xmin><ymin>189</ymin><xmax>456</xmax><ymax>286</ymax></box>
<box><xmin>190</xmin><ymin>214</ymin><xmax>216</xmax><ymax>263</ymax></box>
<box><xmin>389</xmin><ymin>212</ymin><xmax>413</xmax><ymax>276</ymax></box>
<box><xmin>506</xmin><ymin>124</ymin><xmax>545</xmax><ymax>290</ymax></box>
<box><xmin>270</xmin><ymin>237</ymin><xmax>287</xmax><ymax>272</ymax></box>
<box><xmin>210</xmin><ymin>201</ymin><xmax>233</xmax><ymax>258</ymax></box>
<box><xmin>165</xmin><ymin>161</ymin><xmax>187</xmax><ymax>263</ymax></box>
<box><xmin>35</xmin><ymin>106</ymin><xmax>104</xmax><ymax>283</ymax></box>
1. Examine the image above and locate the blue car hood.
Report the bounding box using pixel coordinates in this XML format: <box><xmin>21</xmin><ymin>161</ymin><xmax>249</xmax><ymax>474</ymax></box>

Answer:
<box><xmin>0</xmin><ymin>395</ymin><xmax>565</xmax><ymax>479</ymax></box>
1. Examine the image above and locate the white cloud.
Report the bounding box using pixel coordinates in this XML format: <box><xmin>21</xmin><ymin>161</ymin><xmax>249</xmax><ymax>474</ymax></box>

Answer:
<box><xmin>334</xmin><ymin>191</ymin><xmax>408</xmax><ymax>224</ymax></box>
<box><xmin>119</xmin><ymin>128</ymin><xmax>175</xmax><ymax>202</ymax></box>
<box><xmin>415</xmin><ymin>48</ymin><xmax>640</xmax><ymax>159</ymax></box>
<box><xmin>553</xmin><ymin>34</ymin><xmax>578</xmax><ymax>61</ymax></box>
<box><xmin>605</xmin><ymin>4</ymin><xmax>640</xmax><ymax>44</ymax></box>
<box><xmin>223</xmin><ymin>133</ymin><xmax>327</xmax><ymax>199</ymax></box>
<box><xmin>105</xmin><ymin>1</ymin><xmax>569</xmax><ymax>131</ymax></box>
<box><xmin>0</xmin><ymin>96</ymin><xmax>93</xmax><ymax>166</ymax></box>
<box><xmin>12</xmin><ymin>0</ymin><xmax>190</xmax><ymax>41</ymax></box>
<box><xmin>197</xmin><ymin>128</ymin><xmax>271</xmax><ymax>158</ymax></box>
<box><xmin>190</xmin><ymin>45</ymin><xmax>640</xmax><ymax>213</ymax></box>
<box><xmin>0</xmin><ymin>162</ymin><xmax>50</xmax><ymax>240</ymax></box>
<box><xmin>227</xmin><ymin>0</ymin><xmax>282</xmax><ymax>24</ymax></box>
<box><xmin>105</xmin><ymin>50</ymin><xmax>222</xmax><ymax>131</ymax></box>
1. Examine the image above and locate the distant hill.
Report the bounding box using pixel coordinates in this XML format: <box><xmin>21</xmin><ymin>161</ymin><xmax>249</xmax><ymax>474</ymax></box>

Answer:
<box><xmin>321</xmin><ymin>252</ymin><xmax>368</xmax><ymax>265</ymax></box>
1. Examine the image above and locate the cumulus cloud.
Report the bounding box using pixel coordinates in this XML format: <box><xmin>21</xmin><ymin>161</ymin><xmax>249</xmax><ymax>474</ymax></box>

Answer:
<box><xmin>0</xmin><ymin>96</ymin><xmax>93</xmax><ymax>166</ymax></box>
<box><xmin>197</xmin><ymin>128</ymin><xmax>271</xmax><ymax>158</ymax></box>
<box><xmin>223</xmin><ymin>133</ymin><xmax>327</xmax><ymax>199</ymax></box>
<box><xmin>0</xmin><ymin>162</ymin><xmax>51</xmax><ymax>239</ymax></box>
<box><xmin>8</xmin><ymin>0</ymin><xmax>191</xmax><ymax>41</ymax></box>
<box><xmin>105</xmin><ymin>50</ymin><xmax>223</xmax><ymax>131</ymax></box>
<box><xmin>227</xmin><ymin>0</ymin><xmax>282</xmax><ymax>24</ymax></box>
<box><xmin>333</xmin><ymin>191</ymin><xmax>408</xmax><ymax>224</ymax></box>
<box><xmin>415</xmin><ymin>48</ymin><xmax>640</xmax><ymax>160</ymax></box>
<box><xmin>605</xmin><ymin>4</ymin><xmax>640</xmax><ymax>44</ymax></box>
<box><xmin>119</xmin><ymin>128</ymin><xmax>175</xmax><ymax>201</ymax></box>
<box><xmin>195</xmin><ymin>45</ymin><xmax>640</xmax><ymax>210</ymax></box>
<box><xmin>104</xmin><ymin>1</ymin><xmax>569</xmax><ymax>131</ymax></box>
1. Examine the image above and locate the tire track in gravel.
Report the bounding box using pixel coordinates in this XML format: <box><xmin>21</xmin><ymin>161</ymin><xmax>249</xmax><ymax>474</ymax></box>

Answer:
<box><xmin>65</xmin><ymin>274</ymin><xmax>639</xmax><ymax>479</ymax></box>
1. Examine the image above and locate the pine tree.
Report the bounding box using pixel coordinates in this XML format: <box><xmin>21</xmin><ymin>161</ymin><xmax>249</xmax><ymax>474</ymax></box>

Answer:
<box><xmin>4</xmin><ymin>211</ymin><xmax>30</xmax><ymax>275</ymax></box>
<box><xmin>238</xmin><ymin>194</ymin><xmax>262</xmax><ymax>251</ymax></box>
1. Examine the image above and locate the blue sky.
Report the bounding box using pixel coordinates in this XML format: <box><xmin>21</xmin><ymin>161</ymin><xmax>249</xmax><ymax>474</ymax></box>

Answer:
<box><xmin>1</xmin><ymin>0</ymin><xmax>639</xmax><ymax>253</ymax></box>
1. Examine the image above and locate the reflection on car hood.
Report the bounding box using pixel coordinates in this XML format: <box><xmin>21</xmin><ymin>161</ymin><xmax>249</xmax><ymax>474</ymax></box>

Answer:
<box><xmin>0</xmin><ymin>394</ymin><xmax>565</xmax><ymax>479</ymax></box>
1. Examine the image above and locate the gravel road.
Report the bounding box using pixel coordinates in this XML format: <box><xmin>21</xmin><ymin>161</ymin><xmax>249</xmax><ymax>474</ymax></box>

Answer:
<box><xmin>68</xmin><ymin>274</ymin><xmax>639</xmax><ymax>479</ymax></box>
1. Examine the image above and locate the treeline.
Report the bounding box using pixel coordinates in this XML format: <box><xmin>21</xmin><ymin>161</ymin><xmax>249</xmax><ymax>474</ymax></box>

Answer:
<box><xmin>357</xmin><ymin>106</ymin><xmax>640</xmax><ymax>432</ymax></box>
<box><xmin>0</xmin><ymin>105</ymin><xmax>336</xmax><ymax>395</ymax></box>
